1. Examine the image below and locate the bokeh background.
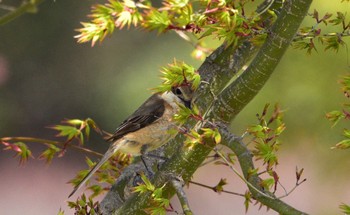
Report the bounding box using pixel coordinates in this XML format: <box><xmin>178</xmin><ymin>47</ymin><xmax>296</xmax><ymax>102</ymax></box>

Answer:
<box><xmin>1</xmin><ymin>0</ymin><xmax>350</xmax><ymax>214</ymax></box>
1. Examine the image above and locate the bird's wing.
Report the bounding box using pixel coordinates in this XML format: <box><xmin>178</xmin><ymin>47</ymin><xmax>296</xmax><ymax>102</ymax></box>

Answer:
<box><xmin>106</xmin><ymin>93</ymin><xmax>165</xmax><ymax>142</ymax></box>
<box><xmin>68</xmin><ymin>93</ymin><xmax>166</xmax><ymax>198</ymax></box>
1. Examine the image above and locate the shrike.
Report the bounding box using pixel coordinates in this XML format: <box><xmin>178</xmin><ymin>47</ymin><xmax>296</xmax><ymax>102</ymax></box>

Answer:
<box><xmin>69</xmin><ymin>85</ymin><xmax>193</xmax><ymax>197</ymax></box>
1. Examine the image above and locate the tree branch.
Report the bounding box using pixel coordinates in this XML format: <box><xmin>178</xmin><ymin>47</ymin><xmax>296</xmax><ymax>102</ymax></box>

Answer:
<box><xmin>171</xmin><ymin>177</ymin><xmax>193</xmax><ymax>215</ymax></box>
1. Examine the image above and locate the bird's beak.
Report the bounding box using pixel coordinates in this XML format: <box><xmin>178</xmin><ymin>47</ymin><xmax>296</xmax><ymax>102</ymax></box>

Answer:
<box><xmin>184</xmin><ymin>100</ymin><xmax>191</xmax><ymax>109</ymax></box>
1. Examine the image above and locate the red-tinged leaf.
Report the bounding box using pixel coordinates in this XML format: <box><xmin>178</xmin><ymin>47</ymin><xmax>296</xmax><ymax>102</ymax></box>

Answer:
<box><xmin>2</xmin><ymin>141</ymin><xmax>22</xmax><ymax>153</ymax></box>
<box><xmin>296</xmin><ymin>167</ymin><xmax>304</xmax><ymax>181</ymax></box>
<box><xmin>14</xmin><ymin>142</ymin><xmax>33</xmax><ymax>165</ymax></box>
<box><xmin>312</xmin><ymin>9</ymin><xmax>319</xmax><ymax>21</ymax></box>
<box><xmin>57</xmin><ymin>148</ymin><xmax>67</xmax><ymax>157</ymax></box>
<box><xmin>270</xmin><ymin>170</ymin><xmax>279</xmax><ymax>192</ymax></box>
<box><xmin>3</xmin><ymin>142</ymin><xmax>33</xmax><ymax>164</ymax></box>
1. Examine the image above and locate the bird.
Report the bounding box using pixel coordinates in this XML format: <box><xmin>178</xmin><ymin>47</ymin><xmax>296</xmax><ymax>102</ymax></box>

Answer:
<box><xmin>68</xmin><ymin>85</ymin><xmax>193</xmax><ymax>197</ymax></box>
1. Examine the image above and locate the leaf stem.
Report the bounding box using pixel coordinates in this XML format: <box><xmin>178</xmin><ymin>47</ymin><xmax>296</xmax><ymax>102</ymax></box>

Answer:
<box><xmin>0</xmin><ymin>136</ymin><xmax>103</xmax><ymax>157</ymax></box>
<box><xmin>0</xmin><ymin>0</ymin><xmax>45</xmax><ymax>26</ymax></box>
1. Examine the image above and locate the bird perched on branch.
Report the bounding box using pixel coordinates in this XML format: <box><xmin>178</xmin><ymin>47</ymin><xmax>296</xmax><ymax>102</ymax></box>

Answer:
<box><xmin>69</xmin><ymin>85</ymin><xmax>193</xmax><ymax>197</ymax></box>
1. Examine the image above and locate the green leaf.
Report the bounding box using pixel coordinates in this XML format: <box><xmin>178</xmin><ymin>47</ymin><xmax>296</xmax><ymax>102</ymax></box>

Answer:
<box><xmin>332</xmin><ymin>139</ymin><xmax>350</xmax><ymax>149</ymax></box>
<box><xmin>88</xmin><ymin>184</ymin><xmax>104</xmax><ymax>198</ymax></box>
<box><xmin>143</xmin><ymin>10</ymin><xmax>171</xmax><ymax>33</ymax></box>
<box><xmin>329</xmin><ymin>12</ymin><xmax>345</xmax><ymax>26</ymax></box>
<box><xmin>326</xmin><ymin>110</ymin><xmax>344</xmax><ymax>127</ymax></box>
<box><xmin>214</xmin><ymin>130</ymin><xmax>222</xmax><ymax>144</ymax></box>
<box><xmin>57</xmin><ymin>208</ymin><xmax>65</xmax><ymax>215</ymax></box>
<box><xmin>214</xmin><ymin>178</ymin><xmax>227</xmax><ymax>193</ymax></box>
<box><xmin>141</xmin><ymin>173</ymin><xmax>155</xmax><ymax>191</ymax></box>
<box><xmin>260</xmin><ymin>178</ymin><xmax>275</xmax><ymax>190</ymax></box>
<box><xmin>319</xmin><ymin>35</ymin><xmax>345</xmax><ymax>52</ymax></box>
<box><xmin>244</xmin><ymin>191</ymin><xmax>252</xmax><ymax>213</ymax></box>
<box><xmin>275</xmin><ymin>123</ymin><xmax>286</xmax><ymax>136</ymax></box>
<box><xmin>247</xmin><ymin>125</ymin><xmax>267</xmax><ymax>138</ymax></box>
<box><xmin>340</xmin><ymin>203</ymin><xmax>350</xmax><ymax>214</ymax></box>
<box><xmin>254</xmin><ymin>142</ymin><xmax>278</xmax><ymax>167</ymax></box>
<box><xmin>39</xmin><ymin>144</ymin><xmax>61</xmax><ymax>164</ymax></box>
<box><xmin>343</xmin><ymin>129</ymin><xmax>350</xmax><ymax>138</ymax></box>
<box><xmin>65</xmin><ymin>119</ymin><xmax>84</xmax><ymax>125</ymax></box>
<box><xmin>154</xmin><ymin>60</ymin><xmax>199</xmax><ymax>93</ymax></box>
<box><xmin>51</xmin><ymin>125</ymin><xmax>80</xmax><ymax>140</ymax></box>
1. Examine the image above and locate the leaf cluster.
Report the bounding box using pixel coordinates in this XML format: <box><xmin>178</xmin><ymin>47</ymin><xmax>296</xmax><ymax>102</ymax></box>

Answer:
<box><xmin>154</xmin><ymin>59</ymin><xmax>200</xmax><ymax>93</ymax></box>
<box><xmin>293</xmin><ymin>9</ymin><xmax>350</xmax><ymax>54</ymax></box>
<box><xmin>133</xmin><ymin>173</ymin><xmax>170</xmax><ymax>215</ymax></box>
<box><xmin>0</xmin><ymin>141</ymin><xmax>33</xmax><ymax>164</ymax></box>
<box><xmin>50</xmin><ymin>118</ymin><xmax>102</xmax><ymax>145</ymax></box>
<box><xmin>326</xmin><ymin>75</ymin><xmax>350</xmax><ymax>149</ymax></box>
<box><xmin>0</xmin><ymin>118</ymin><xmax>105</xmax><ymax>165</ymax></box>
<box><xmin>69</xmin><ymin>154</ymin><xmax>131</xmax><ymax>198</ymax></box>
<box><xmin>247</xmin><ymin>103</ymin><xmax>285</xmax><ymax>169</ymax></box>
<box><xmin>243</xmin><ymin>104</ymin><xmax>285</xmax><ymax>196</ymax></box>
<box><xmin>66</xmin><ymin>194</ymin><xmax>102</xmax><ymax>215</ymax></box>
<box><xmin>76</xmin><ymin>0</ymin><xmax>269</xmax><ymax>48</ymax></box>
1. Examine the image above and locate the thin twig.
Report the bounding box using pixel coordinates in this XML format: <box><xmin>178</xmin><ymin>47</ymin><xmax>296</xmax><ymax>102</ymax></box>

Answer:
<box><xmin>0</xmin><ymin>137</ymin><xmax>103</xmax><ymax>157</ymax></box>
<box><xmin>189</xmin><ymin>180</ymin><xmax>245</xmax><ymax>197</ymax></box>
<box><xmin>278</xmin><ymin>179</ymin><xmax>307</xmax><ymax>199</ymax></box>
<box><xmin>213</xmin><ymin>148</ymin><xmax>274</xmax><ymax>199</ymax></box>
<box><xmin>0</xmin><ymin>4</ymin><xmax>16</xmax><ymax>11</ymax></box>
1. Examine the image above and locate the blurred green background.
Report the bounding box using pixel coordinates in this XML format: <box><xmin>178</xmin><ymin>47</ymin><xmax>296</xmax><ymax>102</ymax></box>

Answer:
<box><xmin>1</xmin><ymin>0</ymin><xmax>349</xmax><ymax>214</ymax></box>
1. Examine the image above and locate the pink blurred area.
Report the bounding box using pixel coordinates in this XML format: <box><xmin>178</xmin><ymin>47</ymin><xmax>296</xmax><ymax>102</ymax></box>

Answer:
<box><xmin>0</xmin><ymin>55</ymin><xmax>9</xmax><ymax>86</ymax></box>
<box><xmin>1</xmin><ymin>142</ymin><xmax>349</xmax><ymax>214</ymax></box>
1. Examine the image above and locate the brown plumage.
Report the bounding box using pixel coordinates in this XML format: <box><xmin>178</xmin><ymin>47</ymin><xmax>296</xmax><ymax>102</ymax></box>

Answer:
<box><xmin>68</xmin><ymin>86</ymin><xmax>193</xmax><ymax>197</ymax></box>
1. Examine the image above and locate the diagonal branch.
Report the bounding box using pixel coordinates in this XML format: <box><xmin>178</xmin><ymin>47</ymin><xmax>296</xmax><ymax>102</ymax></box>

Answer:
<box><xmin>219</xmin><ymin>125</ymin><xmax>308</xmax><ymax>215</ymax></box>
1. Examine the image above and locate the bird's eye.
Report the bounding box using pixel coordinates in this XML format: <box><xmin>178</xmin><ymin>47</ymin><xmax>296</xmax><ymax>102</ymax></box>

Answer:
<box><xmin>176</xmin><ymin>88</ymin><xmax>182</xmax><ymax>95</ymax></box>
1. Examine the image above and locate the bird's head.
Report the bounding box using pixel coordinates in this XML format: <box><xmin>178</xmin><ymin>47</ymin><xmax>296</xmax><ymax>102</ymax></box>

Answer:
<box><xmin>171</xmin><ymin>85</ymin><xmax>194</xmax><ymax>109</ymax></box>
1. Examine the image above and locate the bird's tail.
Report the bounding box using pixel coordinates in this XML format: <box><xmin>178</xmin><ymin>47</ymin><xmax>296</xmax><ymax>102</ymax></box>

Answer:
<box><xmin>68</xmin><ymin>144</ymin><xmax>118</xmax><ymax>198</ymax></box>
